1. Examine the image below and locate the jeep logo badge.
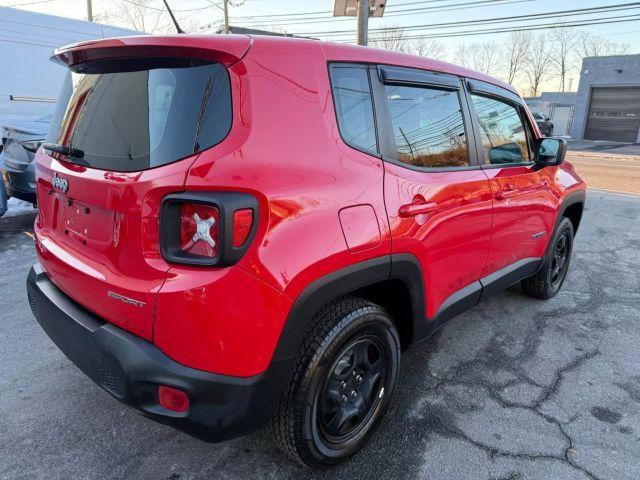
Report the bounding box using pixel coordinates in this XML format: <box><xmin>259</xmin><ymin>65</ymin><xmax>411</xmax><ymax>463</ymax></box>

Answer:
<box><xmin>52</xmin><ymin>173</ymin><xmax>68</xmax><ymax>193</ymax></box>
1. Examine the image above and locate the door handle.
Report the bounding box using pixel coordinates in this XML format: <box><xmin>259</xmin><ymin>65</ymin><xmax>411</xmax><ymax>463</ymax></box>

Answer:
<box><xmin>495</xmin><ymin>189</ymin><xmax>519</xmax><ymax>201</ymax></box>
<box><xmin>398</xmin><ymin>201</ymin><xmax>438</xmax><ymax>217</ymax></box>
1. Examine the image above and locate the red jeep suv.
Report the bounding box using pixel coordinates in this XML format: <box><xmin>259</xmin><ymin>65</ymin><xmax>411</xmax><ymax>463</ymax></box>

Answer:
<box><xmin>26</xmin><ymin>34</ymin><xmax>585</xmax><ymax>467</ymax></box>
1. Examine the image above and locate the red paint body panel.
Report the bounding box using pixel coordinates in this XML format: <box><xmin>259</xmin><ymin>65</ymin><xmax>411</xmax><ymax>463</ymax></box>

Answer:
<box><xmin>482</xmin><ymin>165</ymin><xmax>557</xmax><ymax>274</ymax></box>
<box><xmin>384</xmin><ymin>165</ymin><xmax>493</xmax><ymax>318</ymax></box>
<box><xmin>184</xmin><ymin>37</ymin><xmax>392</xmax><ymax>302</ymax></box>
<box><xmin>154</xmin><ymin>265</ymin><xmax>292</xmax><ymax>377</ymax></box>
<box><xmin>34</xmin><ymin>152</ymin><xmax>193</xmax><ymax>340</ymax></box>
<box><xmin>33</xmin><ymin>34</ymin><xmax>586</xmax><ymax>379</ymax></box>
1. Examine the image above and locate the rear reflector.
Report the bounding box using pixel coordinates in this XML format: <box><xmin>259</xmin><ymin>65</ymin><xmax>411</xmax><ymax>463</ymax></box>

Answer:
<box><xmin>158</xmin><ymin>385</ymin><xmax>189</xmax><ymax>413</ymax></box>
<box><xmin>232</xmin><ymin>209</ymin><xmax>253</xmax><ymax>247</ymax></box>
<box><xmin>180</xmin><ymin>203</ymin><xmax>219</xmax><ymax>258</ymax></box>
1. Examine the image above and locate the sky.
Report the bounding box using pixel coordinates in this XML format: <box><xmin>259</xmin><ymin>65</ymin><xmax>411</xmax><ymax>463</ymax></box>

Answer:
<box><xmin>2</xmin><ymin>0</ymin><xmax>639</xmax><ymax>93</ymax></box>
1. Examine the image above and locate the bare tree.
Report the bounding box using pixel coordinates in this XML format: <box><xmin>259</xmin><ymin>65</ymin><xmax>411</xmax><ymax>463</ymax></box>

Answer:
<box><xmin>101</xmin><ymin>0</ymin><xmax>211</xmax><ymax>34</ymax></box>
<box><xmin>503</xmin><ymin>31</ymin><xmax>531</xmax><ymax>84</ymax></box>
<box><xmin>455</xmin><ymin>41</ymin><xmax>501</xmax><ymax>75</ymax></box>
<box><xmin>576</xmin><ymin>32</ymin><xmax>630</xmax><ymax>59</ymax></box>
<box><xmin>370</xmin><ymin>26</ymin><xmax>411</xmax><ymax>53</ymax></box>
<box><xmin>412</xmin><ymin>38</ymin><xmax>446</xmax><ymax>60</ymax></box>
<box><xmin>101</xmin><ymin>0</ymin><xmax>175</xmax><ymax>33</ymax></box>
<box><xmin>550</xmin><ymin>26</ymin><xmax>579</xmax><ymax>92</ymax></box>
<box><xmin>111</xmin><ymin>0</ymin><xmax>165</xmax><ymax>32</ymax></box>
<box><xmin>370</xmin><ymin>27</ymin><xmax>445</xmax><ymax>60</ymax></box>
<box><xmin>524</xmin><ymin>34</ymin><xmax>551</xmax><ymax>97</ymax></box>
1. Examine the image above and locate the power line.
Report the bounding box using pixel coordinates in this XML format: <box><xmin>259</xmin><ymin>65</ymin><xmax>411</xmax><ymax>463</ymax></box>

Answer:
<box><xmin>231</xmin><ymin>0</ymin><xmax>534</xmax><ymax>26</ymax></box>
<box><xmin>7</xmin><ymin>0</ymin><xmax>54</xmax><ymax>6</ymax></box>
<box><xmin>230</xmin><ymin>0</ymin><xmax>476</xmax><ymax>20</ymax></box>
<box><xmin>119</xmin><ymin>0</ymin><xmax>213</xmax><ymax>13</ymax></box>
<box><xmin>328</xmin><ymin>13</ymin><xmax>640</xmax><ymax>42</ymax></box>
<box><xmin>305</xmin><ymin>2</ymin><xmax>640</xmax><ymax>37</ymax></box>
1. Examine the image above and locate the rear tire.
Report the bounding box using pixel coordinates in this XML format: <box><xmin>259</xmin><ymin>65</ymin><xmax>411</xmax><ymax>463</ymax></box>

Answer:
<box><xmin>269</xmin><ymin>297</ymin><xmax>400</xmax><ymax>468</ymax></box>
<box><xmin>522</xmin><ymin>217</ymin><xmax>574</xmax><ymax>299</ymax></box>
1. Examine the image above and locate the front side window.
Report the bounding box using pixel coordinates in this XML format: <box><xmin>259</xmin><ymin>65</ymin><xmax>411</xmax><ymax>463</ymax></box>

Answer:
<box><xmin>470</xmin><ymin>94</ymin><xmax>531</xmax><ymax>165</ymax></box>
<box><xmin>384</xmin><ymin>84</ymin><xmax>469</xmax><ymax>168</ymax></box>
<box><xmin>48</xmin><ymin>60</ymin><xmax>231</xmax><ymax>172</ymax></box>
<box><xmin>330</xmin><ymin>66</ymin><xmax>378</xmax><ymax>154</ymax></box>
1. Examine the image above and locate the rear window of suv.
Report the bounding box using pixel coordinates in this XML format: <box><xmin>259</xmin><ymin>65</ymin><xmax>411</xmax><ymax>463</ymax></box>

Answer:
<box><xmin>48</xmin><ymin>58</ymin><xmax>231</xmax><ymax>172</ymax></box>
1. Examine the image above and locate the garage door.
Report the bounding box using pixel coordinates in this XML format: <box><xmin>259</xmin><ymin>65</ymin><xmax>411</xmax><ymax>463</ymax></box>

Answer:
<box><xmin>584</xmin><ymin>87</ymin><xmax>640</xmax><ymax>142</ymax></box>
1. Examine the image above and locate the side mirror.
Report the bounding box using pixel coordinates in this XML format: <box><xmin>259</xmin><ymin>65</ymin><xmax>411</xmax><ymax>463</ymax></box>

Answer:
<box><xmin>535</xmin><ymin>138</ymin><xmax>567</xmax><ymax>167</ymax></box>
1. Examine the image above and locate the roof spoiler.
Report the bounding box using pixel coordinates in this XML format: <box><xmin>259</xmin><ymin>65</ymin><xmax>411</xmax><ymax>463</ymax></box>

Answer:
<box><xmin>51</xmin><ymin>34</ymin><xmax>252</xmax><ymax>69</ymax></box>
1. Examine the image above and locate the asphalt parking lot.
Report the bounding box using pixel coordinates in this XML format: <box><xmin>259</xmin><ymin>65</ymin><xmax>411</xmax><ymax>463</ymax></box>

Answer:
<box><xmin>1</xmin><ymin>190</ymin><xmax>639</xmax><ymax>480</ymax></box>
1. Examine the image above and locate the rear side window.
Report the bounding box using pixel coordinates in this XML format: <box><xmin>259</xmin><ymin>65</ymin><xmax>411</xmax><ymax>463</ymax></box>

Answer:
<box><xmin>330</xmin><ymin>66</ymin><xmax>378</xmax><ymax>155</ymax></box>
<box><xmin>48</xmin><ymin>60</ymin><xmax>231</xmax><ymax>172</ymax></box>
<box><xmin>383</xmin><ymin>85</ymin><xmax>469</xmax><ymax>168</ymax></box>
<box><xmin>470</xmin><ymin>94</ymin><xmax>532</xmax><ymax>165</ymax></box>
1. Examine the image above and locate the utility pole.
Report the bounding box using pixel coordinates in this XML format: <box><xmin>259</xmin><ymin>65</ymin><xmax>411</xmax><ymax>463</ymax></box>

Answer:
<box><xmin>356</xmin><ymin>0</ymin><xmax>369</xmax><ymax>46</ymax></box>
<box><xmin>223</xmin><ymin>0</ymin><xmax>229</xmax><ymax>34</ymax></box>
<box><xmin>334</xmin><ymin>0</ymin><xmax>385</xmax><ymax>46</ymax></box>
<box><xmin>86</xmin><ymin>0</ymin><xmax>93</xmax><ymax>22</ymax></box>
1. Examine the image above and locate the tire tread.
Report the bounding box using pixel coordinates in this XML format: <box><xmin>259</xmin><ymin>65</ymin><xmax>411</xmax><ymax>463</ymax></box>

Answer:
<box><xmin>268</xmin><ymin>297</ymin><xmax>387</xmax><ymax>467</ymax></box>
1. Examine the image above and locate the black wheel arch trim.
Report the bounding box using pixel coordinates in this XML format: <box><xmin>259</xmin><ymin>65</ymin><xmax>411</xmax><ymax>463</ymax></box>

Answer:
<box><xmin>270</xmin><ymin>190</ymin><xmax>584</xmax><ymax>364</ymax></box>
<box><xmin>535</xmin><ymin>189</ymin><xmax>584</xmax><ymax>274</ymax></box>
<box><xmin>557</xmin><ymin>188</ymin><xmax>586</xmax><ymax>232</ymax></box>
<box><xmin>270</xmin><ymin>254</ymin><xmax>426</xmax><ymax>363</ymax></box>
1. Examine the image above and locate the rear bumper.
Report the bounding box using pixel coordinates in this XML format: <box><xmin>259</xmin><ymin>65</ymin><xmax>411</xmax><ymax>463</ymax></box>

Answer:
<box><xmin>1</xmin><ymin>166</ymin><xmax>36</xmax><ymax>204</ymax></box>
<box><xmin>26</xmin><ymin>263</ymin><xmax>291</xmax><ymax>442</ymax></box>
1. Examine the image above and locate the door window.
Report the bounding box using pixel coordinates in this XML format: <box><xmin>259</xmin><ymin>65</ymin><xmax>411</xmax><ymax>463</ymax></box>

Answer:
<box><xmin>384</xmin><ymin>85</ymin><xmax>469</xmax><ymax>168</ymax></box>
<box><xmin>470</xmin><ymin>94</ymin><xmax>532</xmax><ymax>165</ymax></box>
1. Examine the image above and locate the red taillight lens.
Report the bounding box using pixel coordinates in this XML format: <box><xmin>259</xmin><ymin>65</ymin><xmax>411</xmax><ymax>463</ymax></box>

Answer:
<box><xmin>158</xmin><ymin>385</ymin><xmax>189</xmax><ymax>413</ymax></box>
<box><xmin>161</xmin><ymin>193</ymin><xmax>257</xmax><ymax>267</ymax></box>
<box><xmin>180</xmin><ymin>203</ymin><xmax>219</xmax><ymax>258</ymax></box>
<box><xmin>232</xmin><ymin>208</ymin><xmax>253</xmax><ymax>247</ymax></box>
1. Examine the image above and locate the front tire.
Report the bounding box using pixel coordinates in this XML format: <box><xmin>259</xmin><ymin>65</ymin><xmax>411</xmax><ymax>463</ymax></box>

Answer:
<box><xmin>269</xmin><ymin>297</ymin><xmax>400</xmax><ymax>468</ymax></box>
<box><xmin>522</xmin><ymin>217</ymin><xmax>574</xmax><ymax>299</ymax></box>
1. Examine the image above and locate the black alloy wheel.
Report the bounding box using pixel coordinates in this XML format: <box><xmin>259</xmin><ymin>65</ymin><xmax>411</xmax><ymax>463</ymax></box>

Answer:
<box><xmin>317</xmin><ymin>336</ymin><xmax>387</xmax><ymax>442</ymax></box>
<box><xmin>550</xmin><ymin>230</ymin><xmax>571</xmax><ymax>288</ymax></box>
<box><xmin>521</xmin><ymin>216</ymin><xmax>575</xmax><ymax>299</ymax></box>
<box><xmin>270</xmin><ymin>297</ymin><xmax>400</xmax><ymax>468</ymax></box>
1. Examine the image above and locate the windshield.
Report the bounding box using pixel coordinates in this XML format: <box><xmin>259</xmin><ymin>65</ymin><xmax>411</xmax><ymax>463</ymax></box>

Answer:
<box><xmin>47</xmin><ymin>60</ymin><xmax>231</xmax><ymax>172</ymax></box>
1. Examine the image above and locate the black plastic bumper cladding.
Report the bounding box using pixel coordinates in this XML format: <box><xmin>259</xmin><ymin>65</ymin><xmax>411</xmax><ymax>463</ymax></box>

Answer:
<box><xmin>160</xmin><ymin>191</ymin><xmax>258</xmax><ymax>267</ymax></box>
<box><xmin>26</xmin><ymin>264</ymin><xmax>291</xmax><ymax>443</ymax></box>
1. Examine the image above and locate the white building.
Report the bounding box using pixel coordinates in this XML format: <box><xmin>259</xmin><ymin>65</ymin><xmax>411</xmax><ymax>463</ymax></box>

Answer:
<box><xmin>0</xmin><ymin>7</ymin><xmax>141</xmax><ymax>127</ymax></box>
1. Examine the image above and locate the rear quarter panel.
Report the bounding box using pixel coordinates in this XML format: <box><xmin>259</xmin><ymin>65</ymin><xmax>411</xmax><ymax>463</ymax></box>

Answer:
<box><xmin>184</xmin><ymin>38</ymin><xmax>391</xmax><ymax>298</ymax></box>
<box><xmin>156</xmin><ymin>38</ymin><xmax>391</xmax><ymax>375</ymax></box>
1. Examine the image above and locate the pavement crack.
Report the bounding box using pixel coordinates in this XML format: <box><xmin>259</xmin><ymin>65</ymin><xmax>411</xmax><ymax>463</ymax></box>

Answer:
<box><xmin>532</xmin><ymin>349</ymin><xmax>600</xmax><ymax>409</ymax></box>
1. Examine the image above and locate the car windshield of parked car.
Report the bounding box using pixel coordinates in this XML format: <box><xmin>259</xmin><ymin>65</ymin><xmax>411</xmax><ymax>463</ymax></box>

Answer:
<box><xmin>47</xmin><ymin>62</ymin><xmax>231</xmax><ymax>172</ymax></box>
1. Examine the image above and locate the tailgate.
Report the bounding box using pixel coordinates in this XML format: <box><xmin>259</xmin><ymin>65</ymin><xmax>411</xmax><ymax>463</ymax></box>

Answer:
<box><xmin>33</xmin><ymin>35</ymin><xmax>246</xmax><ymax>340</ymax></box>
<box><xmin>34</xmin><ymin>153</ymin><xmax>190</xmax><ymax>340</ymax></box>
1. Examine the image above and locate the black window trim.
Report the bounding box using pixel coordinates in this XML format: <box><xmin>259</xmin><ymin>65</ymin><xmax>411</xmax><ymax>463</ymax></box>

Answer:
<box><xmin>465</xmin><ymin>78</ymin><xmax>537</xmax><ymax>170</ymax></box>
<box><xmin>377</xmin><ymin>65</ymin><xmax>460</xmax><ymax>91</ymax></box>
<box><xmin>371</xmin><ymin>63</ymin><xmax>483</xmax><ymax>173</ymax></box>
<box><xmin>327</xmin><ymin>62</ymin><xmax>382</xmax><ymax>159</ymax></box>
